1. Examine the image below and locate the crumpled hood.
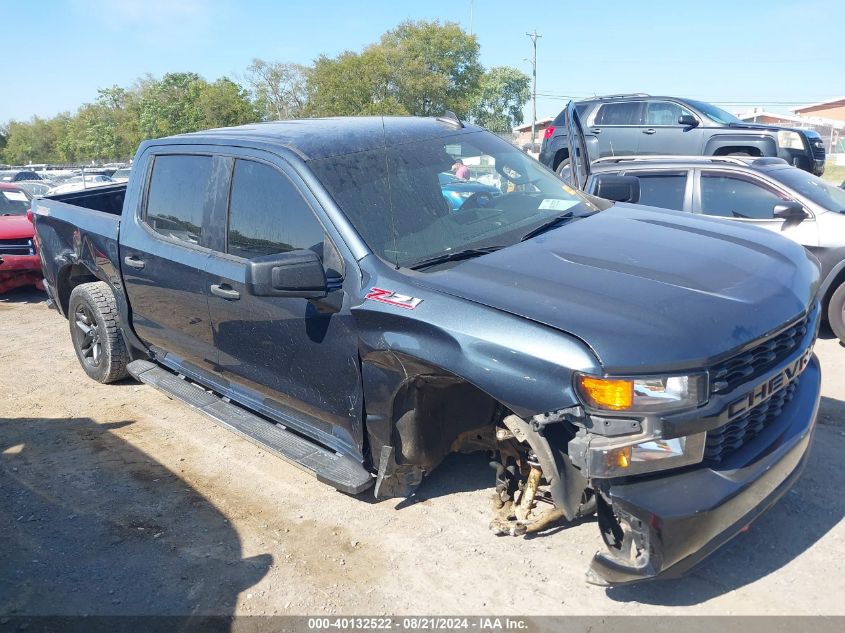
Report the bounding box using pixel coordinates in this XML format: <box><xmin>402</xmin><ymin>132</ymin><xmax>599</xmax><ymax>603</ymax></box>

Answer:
<box><xmin>0</xmin><ymin>216</ymin><xmax>35</xmax><ymax>240</ymax></box>
<box><xmin>418</xmin><ymin>204</ymin><xmax>819</xmax><ymax>373</ymax></box>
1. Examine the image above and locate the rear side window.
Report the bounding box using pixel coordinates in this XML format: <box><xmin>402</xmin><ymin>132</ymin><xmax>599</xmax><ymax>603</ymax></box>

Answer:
<box><xmin>700</xmin><ymin>172</ymin><xmax>790</xmax><ymax>219</ymax></box>
<box><xmin>594</xmin><ymin>102</ymin><xmax>642</xmax><ymax>126</ymax></box>
<box><xmin>146</xmin><ymin>155</ymin><xmax>213</xmax><ymax>245</ymax></box>
<box><xmin>629</xmin><ymin>171</ymin><xmax>688</xmax><ymax>210</ymax></box>
<box><xmin>227</xmin><ymin>159</ymin><xmax>324</xmax><ymax>259</ymax></box>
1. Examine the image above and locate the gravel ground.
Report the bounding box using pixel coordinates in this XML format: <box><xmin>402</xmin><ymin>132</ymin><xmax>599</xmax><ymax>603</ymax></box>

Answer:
<box><xmin>1</xmin><ymin>286</ymin><xmax>844</xmax><ymax>616</ymax></box>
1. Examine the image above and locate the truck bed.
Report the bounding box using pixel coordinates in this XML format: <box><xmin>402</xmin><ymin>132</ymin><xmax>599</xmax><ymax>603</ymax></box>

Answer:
<box><xmin>33</xmin><ymin>184</ymin><xmax>126</xmax><ymax>316</ymax></box>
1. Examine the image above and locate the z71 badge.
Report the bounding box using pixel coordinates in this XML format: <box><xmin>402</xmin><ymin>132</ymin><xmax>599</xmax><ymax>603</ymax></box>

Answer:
<box><xmin>365</xmin><ymin>288</ymin><xmax>422</xmax><ymax>310</ymax></box>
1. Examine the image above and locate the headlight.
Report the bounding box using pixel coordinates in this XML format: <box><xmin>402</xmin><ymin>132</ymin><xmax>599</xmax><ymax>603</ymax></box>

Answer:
<box><xmin>777</xmin><ymin>130</ymin><xmax>805</xmax><ymax>150</ymax></box>
<box><xmin>575</xmin><ymin>373</ymin><xmax>708</xmax><ymax>413</ymax></box>
<box><xmin>588</xmin><ymin>432</ymin><xmax>707</xmax><ymax>478</ymax></box>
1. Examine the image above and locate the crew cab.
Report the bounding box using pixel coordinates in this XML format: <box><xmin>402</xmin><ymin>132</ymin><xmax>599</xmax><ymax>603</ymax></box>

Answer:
<box><xmin>33</xmin><ymin>110</ymin><xmax>821</xmax><ymax>585</ymax></box>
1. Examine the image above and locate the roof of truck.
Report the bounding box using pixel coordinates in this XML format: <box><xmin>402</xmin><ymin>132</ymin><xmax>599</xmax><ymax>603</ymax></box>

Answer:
<box><xmin>165</xmin><ymin>116</ymin><xmax>482</xmax><ymax>161</ymax></box>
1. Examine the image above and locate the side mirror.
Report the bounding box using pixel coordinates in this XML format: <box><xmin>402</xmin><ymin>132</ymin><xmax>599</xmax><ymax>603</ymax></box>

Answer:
<box><xmin>773</xmin><ymin>202</ymin><xmax>808</xmax><ymax>221</ymax></box>
<box><xmin>591</xmin><ymin>174</ymin><xmax>640</xmax><ymax>204</ymax></box>
<box><xmin>678</xmin><ymin>114</ymin><xmax>699</xmax><ymax>127</ymax></box>
<box><xmin>246</xmin><ymin>249</ymin><xmax>328</xmax><ymax>299</ymax></box>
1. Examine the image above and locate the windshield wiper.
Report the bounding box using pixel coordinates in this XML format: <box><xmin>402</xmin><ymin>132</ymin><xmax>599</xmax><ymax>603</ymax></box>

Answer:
<box><xmin>520</xmin><ymin>212</ymin><xmax>575</xmax><ymax>241</ymax></box>
<box><xmin>409</xmin><ymin>246</ymin><xmax>504</xmax><ymax>271</ymax></box>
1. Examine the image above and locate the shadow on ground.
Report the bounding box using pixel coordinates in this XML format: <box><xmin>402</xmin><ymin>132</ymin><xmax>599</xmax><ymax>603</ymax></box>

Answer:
<box><xmin>606</xmin><ymin>395</ymin><xmax>845</xmax><ymax>605</ymax></box>
<box><xmin>0</xmin><ymin>286</ymin><xmax>45</xmax><ymax>305</ymax></box>
<box><xmin>0</xmin><ymin>416</ymin><xmax>271</xmax><ymax>619</ymax></box>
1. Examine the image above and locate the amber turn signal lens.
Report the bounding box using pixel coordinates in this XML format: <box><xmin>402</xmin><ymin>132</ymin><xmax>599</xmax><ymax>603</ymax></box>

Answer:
<box><xmin>604</xmin><ymin>446</ymin><xmax>632</xmax><ymax>470</ymax></box>
<box><xmin>578</xmin><ymin>376</ymin><xmax>634</xmax><ymax>410</ymax></box>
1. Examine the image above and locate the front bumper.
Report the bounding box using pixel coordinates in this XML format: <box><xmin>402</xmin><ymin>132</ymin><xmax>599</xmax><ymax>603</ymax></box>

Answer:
<box><xmin>0</xmin><ymin>254</ymin><xmax>43</xmax><ymax>293</ymax></box>
<box><xmin>587</xmin><ymin>354</ymin><xmax>821</xmax><ymax>586</ymax></box>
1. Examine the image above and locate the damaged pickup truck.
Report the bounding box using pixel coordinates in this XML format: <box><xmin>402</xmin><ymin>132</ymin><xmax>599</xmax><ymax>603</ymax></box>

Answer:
<box><xmin>33</xmin><ymin>105</ymin><xmax>821</xmax><ymax>585</ymax></box>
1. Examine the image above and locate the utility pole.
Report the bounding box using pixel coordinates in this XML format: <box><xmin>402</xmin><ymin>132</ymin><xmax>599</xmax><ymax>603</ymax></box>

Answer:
<box><xmin>526</xmin><ymin>30</ymin><xmax>541</xmax><ymax>147</ymax></box>
<box><xmin>469</xmin><ymin>0</ymin><xmax>474</xmax><ymax>36</ymax></box>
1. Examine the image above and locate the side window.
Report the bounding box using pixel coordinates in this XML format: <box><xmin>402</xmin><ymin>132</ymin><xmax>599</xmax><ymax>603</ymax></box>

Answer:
<box><xmin>628</xmin><ymin>171</ymin><xmax>688</xmax><ymax>210</ymax></box>
<box><xmin>644</xmin><ymin>101</ymin><xmax>695</xmax><ymax>126</ymax></box>
<box><xmin>700</xmin><ymin>172</ymin><xmax>790</xmax><ymax>219</ymax></box>
<box><xmin>227</xmin><ymin>159</ymin><xmax>325</xmax><ymax>260</ymax></box>
<box><xmin>594</xmin><ymin>102</ymin><xmax>642</xmax><ymax>126</ymax></box>
<box><xmin>146</xmin><ymin>155</ymin><xmax>213</xmax><ymax>245</ymax></box>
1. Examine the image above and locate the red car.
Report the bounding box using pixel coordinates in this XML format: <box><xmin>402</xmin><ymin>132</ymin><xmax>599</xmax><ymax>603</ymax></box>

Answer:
<box><xmin>0</xmin><ymin>183</ymin><xmax>43</xmax><ymax>293</ymax></box>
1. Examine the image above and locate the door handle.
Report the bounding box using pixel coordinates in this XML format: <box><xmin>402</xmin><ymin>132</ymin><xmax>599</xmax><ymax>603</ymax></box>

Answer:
<box><xmin>210</xmin><ymin>284</ymin><xmax>240</xmax><ymax>300</ymax></box>
<box><xmin>124</xmin><ymin>255</ymin><xmax>145</xmax><ymax>270</ymax></box>
<box><xmin>590</xmin><ymin>128</ymin><xmax>602</xmax><ymax>134</ymax></box>
<box><xmin>642</xmin><ymin>128</ymin><xmax>657</xmax><ymax>135</ymax></box>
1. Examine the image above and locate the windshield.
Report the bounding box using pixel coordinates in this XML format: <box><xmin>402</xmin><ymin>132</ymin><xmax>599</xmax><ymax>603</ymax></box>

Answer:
<box><xmin>310</xmin><ymin>130</ymin><xmax>598</xmax><ymax>268</ymax></box>
<box><xmin>769</xmin><ymin>168</ymin><xmax>845</xmax><ymax>212</ymax></box>
<box><xmin>686</xmin><ymin>99</ymin><xmax>741</xmax><ymax>125</ymax></box>
<box><xmin>0</xmin><ymin>189</ymin><xmax>31</xmax><ymax>215</ymax></box>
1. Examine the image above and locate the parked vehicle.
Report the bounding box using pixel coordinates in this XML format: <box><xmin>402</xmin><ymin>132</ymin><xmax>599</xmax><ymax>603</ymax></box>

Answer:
<box><xmin>0</xmin><ymin>184</ymin><xmax>42</xmax><ymax>293</ymax></box>
<box><xmin>34</xmin><ymin>111</ymin><xmax>821</xmax><ymax>586</ymax></box>
<box><xmin>0</xmin><ymin>170</ymin><xmax>44</xmax><ymax>183</ymax></box>
<box><xmin>14</xmin><ymin>181</ymin><xmax>53</xmax><ymax>198</ymax></box>
<box><xmin>110</xmin><ymin>167</ymin><xmax>132</xmax><ymax>183</ymax></box>
<box><xmin>438</xmin><ymin>172</ymin><xmax>502</xmax><ymax>210</ymax></box>
<box><xmin>47</xmin><ymin>174</ymin><xmax>114</xmax><ymax>195</ymax></box>
<box><xmin>540</xmin><ymin>94</ymin><xmax>826</xmax><ymax>178</ymax></box>
<box><xmin>584</xmin><ymin>155</ymin><xmax>845</xmax><ymax>343</ymax></box>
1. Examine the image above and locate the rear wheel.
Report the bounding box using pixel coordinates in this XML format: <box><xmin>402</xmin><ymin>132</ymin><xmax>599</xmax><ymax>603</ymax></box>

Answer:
<box><xmin>555</xmin><ymin>158</ymin><xmax>572</xmax><ymax>184</ymax></box>
<box><xmin>827</xmin><ymin>283</ymin><xmax>845</xmax><ymax>344</ymax></box>
<box><xmin>68</xmin><ymin>282</ymin><xmax>129</xmax><ymax>383</ymax></box>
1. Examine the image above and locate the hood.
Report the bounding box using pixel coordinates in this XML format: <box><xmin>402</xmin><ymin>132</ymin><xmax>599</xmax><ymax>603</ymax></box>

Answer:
<box><xmin>0</xmin><ymin>215</ymin><xmax>35</xmax><ymax>240</ymax></box>
<box><xmin>728</xmin><ymin>121</ymin><xmax>817</xmax><ymax>137</ymax></box>
<box><xmin>417</xmin><ymin>204</ymin><xmax>819</xmax><ymax>373</ymax></box>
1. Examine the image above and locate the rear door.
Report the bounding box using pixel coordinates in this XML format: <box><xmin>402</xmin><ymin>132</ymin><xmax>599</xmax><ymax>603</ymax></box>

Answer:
<box><xmin>205</xmin><ymin>153</ymin><xmax>364</xmax><ymax>457</ymax></box>
<box><xmin>588</xmin><ymin>101</ymin><xmax>644</xmax><ymax>157</ymax></box>
<box><xmin>694</xmin><ymin>169</ymin><xmax>819</xmax><ymax>246</ymax></box>
<box><xmin>636</xmin><ymin>100</ymin><xmax>704</xmax><ymax>156</ymax></box>
<box><xmin>120</xmin><ymin>150</ymin><xmax>224</xmax><ymax>375</ymax></box>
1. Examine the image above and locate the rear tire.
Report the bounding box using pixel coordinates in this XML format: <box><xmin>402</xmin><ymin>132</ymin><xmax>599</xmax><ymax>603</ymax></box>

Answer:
<box><xmin>555</xmin><ymin>158</ymin><xmax>572</xmax><ymax>184</ymax></box>
<box><xmin>827</xmin><ymin>283</ymin><xmax>845</xmax><ymax>344</ymax></box>
<box><xmin>68</xmin><ymin>282</ymin><xmax>129</xmax><ymax>383</ymax></box>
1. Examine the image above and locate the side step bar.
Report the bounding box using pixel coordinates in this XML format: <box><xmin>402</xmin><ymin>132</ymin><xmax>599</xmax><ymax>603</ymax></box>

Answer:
<box><xmin>127</xmin><ymin>360</ymin><xmax>373</xmax><ymax>495</ymax></box>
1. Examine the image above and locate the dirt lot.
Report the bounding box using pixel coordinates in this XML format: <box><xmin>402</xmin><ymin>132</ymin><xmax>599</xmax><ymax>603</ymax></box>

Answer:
<box><xmin>1</xmin><ymin>286</ymin><xmax>844</xmax><ymax>617</ymax></box>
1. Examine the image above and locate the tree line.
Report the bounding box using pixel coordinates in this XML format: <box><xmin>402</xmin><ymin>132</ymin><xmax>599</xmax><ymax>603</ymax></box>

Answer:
<box><xmin>0</xmin><ymin>20</ymin><xmax>530</xmax><ymax>166</ymax></box>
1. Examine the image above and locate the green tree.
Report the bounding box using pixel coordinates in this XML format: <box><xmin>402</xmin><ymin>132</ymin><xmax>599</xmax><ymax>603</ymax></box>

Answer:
<box><xmin>198</xmin><ymin>77</ymin><xmax>259</xmax><ymax>128</ymax></box>
<box><xmin>307</xmin><ymin>20</ymin><xmax>482</xmax><ymax>118</ymax></box>
<box><xmin>468</xmin><ymin>66</ymin><xmax>531</xmax><ymax>133</ymax></box>
<box><xmin>138</xmin><ymin>72</ymin><xmax>206</xmax><ymax>139</ymax></box>
<box><xmin>245</xmin><ymin>59</ymin><xmax>309</xmax><ymax>120</ymax></box>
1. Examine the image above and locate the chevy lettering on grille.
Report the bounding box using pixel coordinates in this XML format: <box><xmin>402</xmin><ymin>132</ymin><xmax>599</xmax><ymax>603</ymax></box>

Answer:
<box><xmin>727</xmin><ymin>347</ymin><xmax>813</xmax><ymax>421</ymax></box>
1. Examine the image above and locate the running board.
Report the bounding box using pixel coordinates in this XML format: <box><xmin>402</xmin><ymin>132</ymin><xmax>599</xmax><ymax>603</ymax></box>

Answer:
<box><xmin>127</xmin><ymin>360</ymin><xmax>373</xmax><ymax>495</ymax></box>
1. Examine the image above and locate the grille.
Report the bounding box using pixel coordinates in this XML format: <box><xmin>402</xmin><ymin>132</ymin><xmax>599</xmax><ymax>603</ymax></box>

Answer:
<box><xmin>704</xmin><ymin>379</ymin><xmax>798</xmax><ymax>463</ymax></box>
<box><xmin>710</xmin><ymin>315</ymin><xmax>808</xmax><ymax>395</ymax></box>
<box><xmin>0</xmin><ymin>237</ymin><xmax>34</xmax><ymax>256</ymax></box>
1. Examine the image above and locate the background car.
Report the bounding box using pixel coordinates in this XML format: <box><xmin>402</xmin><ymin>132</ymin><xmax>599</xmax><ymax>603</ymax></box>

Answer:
<box><xmin>438</xmin><ymin>172</ymin><xmax>502</xmax><ymax>210</ymax></box>
<box><xmin>14</xmin><ymin>181</ymin><xmax>53</xmax><ymax>197</ymax></box>
<box><xmin>47</xmin><ymin>174</ymin><xmax>114</xmax><ymax>195</ymax></box>
<box><xmin>584</xmin><ymin>155</ymin><xmax>845</xmax><ymax>341</ymax></box>
<box><xmin>540</xmin><ymin>94</ymin><xmax>826</xmax><ymax>178</ymax></box>
<box><xmin>0</xmin><ymin>183</ymin><xmax>42</xmax><ymax>293</ymax></box>
<box><xmin>110</xmin><ymin>167</ymin><xmax>132</xmax><ymax>183</ymax></box>
<box><xmin>0</xmin><ymin>170</ymin><xmax>44</xmax><ymax>183</ymax></box>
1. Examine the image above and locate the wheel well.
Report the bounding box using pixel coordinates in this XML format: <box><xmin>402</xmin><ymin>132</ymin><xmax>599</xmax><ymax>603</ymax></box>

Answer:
<box><xmin>713</xmin><ymin>146</ymin><xmax>762</xmax><ymax>157</ymax></box>
<box><xmin>553</xmin><ymin>148</ymin><xmax>570</xmax><ymax>171</ymax></box>
<box><xmin>390</xmin><ymin>373</ymin><xmax>501</xmax><ymax>471</ymax></box>
<box><xmin>57</xmin><ymin>264</ymin><xmax>99</xmax><ymax>317</ymax></box>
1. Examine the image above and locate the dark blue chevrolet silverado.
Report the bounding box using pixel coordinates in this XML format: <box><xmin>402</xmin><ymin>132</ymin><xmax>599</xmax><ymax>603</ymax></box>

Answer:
<box><xmin>32</xmin><ymin>109</ymin><xmax>822</xmax><ymax>585</ymax></box>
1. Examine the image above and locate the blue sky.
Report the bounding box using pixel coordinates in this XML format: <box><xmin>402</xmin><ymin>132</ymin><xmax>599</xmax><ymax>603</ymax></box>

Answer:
<box><xmin>3</xmin><ymin>0</ymin><xmax>842</xmax><ymax>123</ymax></box>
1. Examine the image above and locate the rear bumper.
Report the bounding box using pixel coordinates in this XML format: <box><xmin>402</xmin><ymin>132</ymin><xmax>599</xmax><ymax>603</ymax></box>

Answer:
<box><xmin>587</xmin><ymin>354</ymin><xmax>821</xmax><ymax>586</ymax></box>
